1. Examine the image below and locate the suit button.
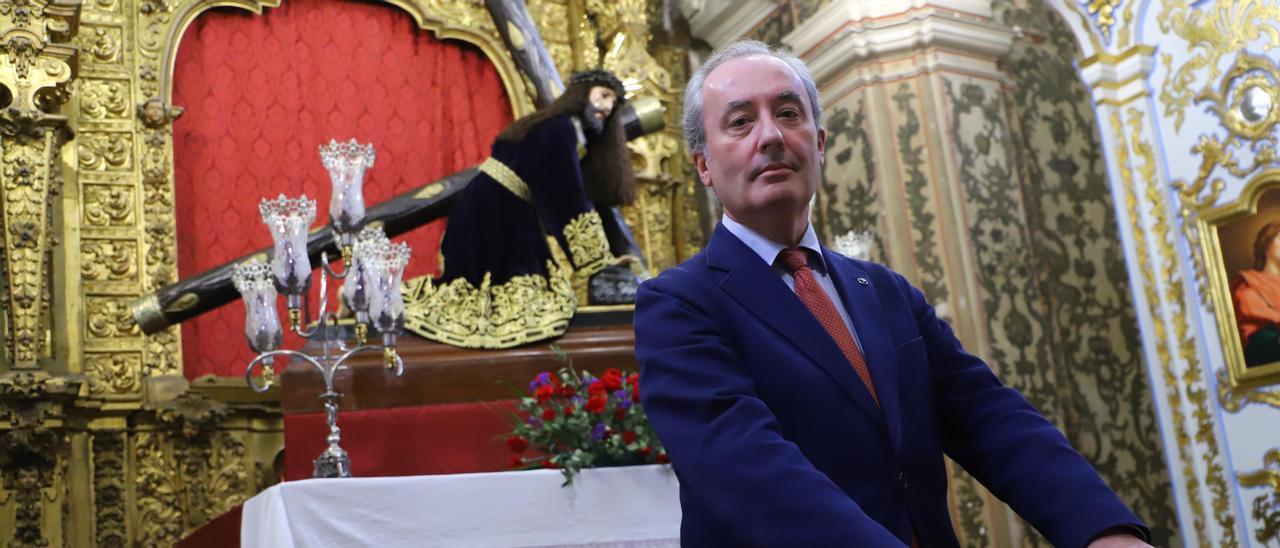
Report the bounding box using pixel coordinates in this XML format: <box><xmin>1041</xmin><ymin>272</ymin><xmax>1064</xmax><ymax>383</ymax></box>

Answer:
<box><xmin>898</xmin><ymin>472</ymin><xmax>908</xmax><ymax>489</ymax></box>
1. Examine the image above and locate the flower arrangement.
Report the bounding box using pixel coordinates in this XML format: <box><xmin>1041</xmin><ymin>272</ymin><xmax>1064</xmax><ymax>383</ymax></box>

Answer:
<box><xmin>505</xmin><ymin>356</ymin><xmax>668</xmax><ymax>485</ymax></box>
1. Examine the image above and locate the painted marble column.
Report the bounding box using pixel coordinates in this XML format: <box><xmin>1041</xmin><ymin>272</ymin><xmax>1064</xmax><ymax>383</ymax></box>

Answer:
<box><xmin>786</xmin><ymin>4</ymin><xmax>1045</xmax><ymax>544</ymax></box>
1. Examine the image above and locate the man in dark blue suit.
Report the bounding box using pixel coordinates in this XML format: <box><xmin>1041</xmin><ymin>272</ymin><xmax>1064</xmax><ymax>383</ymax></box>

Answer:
<box><xmin>634</xmin><ymin>40</ymin><xmax>1152</xmax><ymax>547</ymax></box>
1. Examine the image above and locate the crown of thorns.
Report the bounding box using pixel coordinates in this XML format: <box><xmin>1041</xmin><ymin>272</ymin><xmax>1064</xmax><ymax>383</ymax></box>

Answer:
<box><xmin>569</xmin><ymin>69</ymin><xmax>627</xmax><ymax>102</ymax></box>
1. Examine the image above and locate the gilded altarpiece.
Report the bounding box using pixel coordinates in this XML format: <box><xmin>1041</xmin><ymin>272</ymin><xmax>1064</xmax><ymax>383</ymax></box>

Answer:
<box><xmin>0</xmin><ymin>0</ymin><xmax>694</xmax><ymax>544</ymax></box>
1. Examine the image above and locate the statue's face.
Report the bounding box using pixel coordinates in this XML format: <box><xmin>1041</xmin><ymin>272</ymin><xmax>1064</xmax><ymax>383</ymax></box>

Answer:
<box><xmin>583</xmin><ymin>85</ymin><xmax>618</xmax><ymax>135</ymax></box>
<box><xmin>141</xmin><ymin>99</ymin><xmax>166</xmax><ymax>126</ymax></box>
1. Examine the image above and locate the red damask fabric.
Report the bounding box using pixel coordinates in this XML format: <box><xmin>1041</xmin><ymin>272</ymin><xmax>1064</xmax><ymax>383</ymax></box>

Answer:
<box><xmin>283</xmin><ymin>401</ymin><xmax>518</xmax><ymax>480</ymax></box>
<box><xmin>173</xmin><ymin>1</ymin><xmax>513</xmax><ymax>379</ymax></box>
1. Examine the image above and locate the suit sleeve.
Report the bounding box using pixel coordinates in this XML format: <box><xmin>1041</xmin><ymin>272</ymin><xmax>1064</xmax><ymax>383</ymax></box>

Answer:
<box><xmin>898</xmin><ymin>274</ymin><xmax>1149</xmax><ymax>547</ymax></box>
<box><xmin>635</xmin><ymin>274</ymin><xmax>905</xmax><ymax>546</ymax></box>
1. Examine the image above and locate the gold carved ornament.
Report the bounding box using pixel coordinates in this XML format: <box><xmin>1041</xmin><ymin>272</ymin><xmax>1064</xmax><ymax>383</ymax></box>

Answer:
<box><xmin>401</xmin><ymin>209</ymin><xmax>610</xmax><ymax>349</ymax></box>
<box><xmin>0</xmin><ymin>0</ymin><xmax>77</xmax><ymax>367</ymax></box>
<box><xmin>1111</xmin><ymin>110</ymin><xmax>1217</xmax><ymax>542</ymax></box>
<box><xmin>1238</xmin><ymin>448</ymin><xmax>1280</xmax><ymax>543</ymax></box>
<box><xmin>1175</xmin><ymin>53</ymin><xmax>1280</xmax><ymax>311</ymax></box>
<box><xmin>1157</xmin><ymin>0</ymin><xmax>1280</xmax><ymax>132</ymax></box>
<box><xmin>1216</xmin><ymin>367</ymin><xmax>1280</xmax><ymax>412</ymax></box>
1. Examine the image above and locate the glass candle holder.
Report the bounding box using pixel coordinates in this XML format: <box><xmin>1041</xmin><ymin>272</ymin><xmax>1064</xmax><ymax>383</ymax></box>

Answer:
<box><xmin>319</xmin><ymin>139</ymin><xmax>375</xmax><ymax>265</ymax></box>
<box><xmin>368</xmin><ymin>240</ymin><xmax>411</xmax><ymax>368</ymax></box>
<box><xmin>342</xmin><ymin>225</ymin><xmax>389</xmax><ymax>345</ymax></box>
<box><xmin>232</xmin><ymin>259</ymin><xmax>282</xmax><ymax>363</ymax></box>
<box><xmin>260</xmin><ymin>194</ymin><xmax>316</xmax><ymax>329</ymax></box>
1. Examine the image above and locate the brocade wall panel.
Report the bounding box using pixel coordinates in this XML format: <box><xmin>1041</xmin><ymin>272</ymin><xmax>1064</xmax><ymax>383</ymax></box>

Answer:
<box><xmin>998</xmin><ymin>2</ymin><xmax>1179</xmax><ymax>544</ymax></box>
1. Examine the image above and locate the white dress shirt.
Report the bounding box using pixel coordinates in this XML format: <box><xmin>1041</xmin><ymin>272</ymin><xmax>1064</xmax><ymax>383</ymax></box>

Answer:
<box><xmin>720</xmin><ymin>215</ymin><xmax>863</xmax><ymax>351</ymax></box>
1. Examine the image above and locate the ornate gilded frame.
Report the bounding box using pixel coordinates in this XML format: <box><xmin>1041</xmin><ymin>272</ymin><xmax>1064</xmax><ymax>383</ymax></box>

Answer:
<box><xmin>1199</xmin><ymin>169</ymin><xmax>1280</xmax><ymax>389</ymax></box>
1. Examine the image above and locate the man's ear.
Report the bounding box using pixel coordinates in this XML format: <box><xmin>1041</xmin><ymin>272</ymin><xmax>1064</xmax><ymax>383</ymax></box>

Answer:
<box><xmin>816</xmin><ymin>127</ymin><xmax>827</xmax><ymax>166</ymax></box>
<box><xmin>693</xmin><ymin>151</ymin><xmax>713</xmax><ymax>187</ymax></box>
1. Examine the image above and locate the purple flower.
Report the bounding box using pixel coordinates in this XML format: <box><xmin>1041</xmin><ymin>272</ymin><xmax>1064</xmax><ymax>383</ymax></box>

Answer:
<box><xmin>571</xmin><ymin>395</ymin><xmax>583</xmax><ymax>405</ymax></box>
<box><xmin>591</xmin><ymin>422</ymin><xmax>607</xmax><ymax>442</ymax></box>
<box><xmin>526</xmin><ymin>417</ymin><xmax>543</xmax><ymax>429</ymax></box>
<box><xmin>616</xmin><ymin>398</ymin><xmax>632</xmax><ymax>410</ymax></box>
<box><xmin>529</xmin><ymin>372</ymin><xmax>553</xmax><ymax>393</ymax></box>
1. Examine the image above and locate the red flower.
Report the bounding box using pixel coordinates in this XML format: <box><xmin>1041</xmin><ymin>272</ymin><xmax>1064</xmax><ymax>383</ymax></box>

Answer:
<box><xmin>637</xmin><ymin>447</ymin><xmax>652</xmax><ymax>457</ymax></box>
<box><xmin>631</xmin><ymin>383</ymin><xmax>640</xmax><ymax>403</ymax></box>
<box><xmin>507</xmin><ymin>435</ymin><xmax>529</xmax><ymax>453</ymax></box>
<box><xmin>622</xmin><ymin>431</ymin><xmax>638</xmax><ymax>444</ymax></box>
<box><xmin>535</xmin><ymin>384</ymin><xmax>556</xmax><ymax>403</ymax></box>
<box><xmin>613</xmin><ymin>408</ymin><xmax>628</xmax><ymax>420</ymax></box>
<box><xmin>656</xmin><ymin>452</ymin><xmax>670</xmax><ymax>464</ymax></box>
<box><xmin>542</xmin><ymin>407</ymin><xmax>557</xmax><ymax>421</ymax></box>
<box><xmin>627</xmin><ymin>373</ymin><xmax>639</xmax><ymax>386</ymax></box>
<box><xmin>564</xmin><ymin>405</ymin><xmax>575</xmax><ymax>416</ymax></box>
<box><xmin>588</xmin><ymin>380</ymin><xmax>606</xmax><ymax>395</ymax></box>
<box><xmin>585</xmin><ymin>395</ymin><xmax>608</xmax><ymax>414</ymax></box>
<box><xmin>510</xmin><ymin>455</ymin><xmax>524</xmax><ymax>468</ymax></box>
<box><xmin>603</xmin><ymin>369</ymin><xmax>623</xmax><ymax>391</ymax></box>
<box><xmin>560</xmin><ymin>385</ymin><xmax>576</xmax><ymax>397</ymax></box>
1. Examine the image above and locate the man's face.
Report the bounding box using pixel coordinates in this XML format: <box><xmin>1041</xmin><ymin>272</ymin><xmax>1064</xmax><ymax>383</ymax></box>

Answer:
<box><xmin>584</xmin><ymin>85</ymin><xmax>618</xmax><ymax>135</ymax></box>
<box><xmin>694</xmin><ymin>55</ymin><xmax>825</xmax><ymax>226</ymax></box>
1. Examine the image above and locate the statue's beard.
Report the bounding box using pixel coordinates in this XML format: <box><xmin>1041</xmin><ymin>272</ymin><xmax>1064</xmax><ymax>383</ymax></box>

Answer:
<box><xmin>583</xmin><ymin>105</ymin><xmax>607</xmax><ymax>135</ymax></box>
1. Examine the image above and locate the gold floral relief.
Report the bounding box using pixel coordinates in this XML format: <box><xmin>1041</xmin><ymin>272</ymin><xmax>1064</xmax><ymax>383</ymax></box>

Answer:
<box><xmin>1217</xmin><ymin>368</ymin><xmax>1280</xmax><ymax>412</ymax></box>
<box><xmin>77</xmin><ymin>25</ymin><xmax>124</xmax><ymax>66</ymax></box>
<box><xmin>134</xmin><ymin>432</ymin><xmax>183</xmax><ymax>547</ymax></box>
<box><xmin>402</xmin><ymin>263</ymin><xmax>577</xmax><ymax>349</ymax></box>
<box><xmin>81</xmin><ymin>239</ymin><xmax>139</xmax><ymax>283</ymax></box>
<box><xmin>77</xmin><ymin>132</ymin><xmax>133</xmax><ymax>171</ymax></box>
<box><xmin>564</xmin><ymin>210</ymin><xmax>611</xmax><ymax>275</ymax></box>
<box><xmin>1127</xmin><ymin>107</ymin><xmax>1237</xmax><ymax>543</ymax></box>
<box><xmin>86</xmin><ymin>296</ymin><xmax>141</xmax><ymax>339</ymax></box>
<box><xmin>1084</xmin><ymin>0</ymin><xmax>1121</xmax><ymax>43</ymax></box>
<box><xmin>85</xmin><ymin>352</ymin><xmax>142</xmax><ymax>395</ymax></box>
<box><xmin>85</xmin><ymin>0</ymin><xmax>120</xmax><ymax>15</ymax></box>
<box><xmin>82</xmin><ymin>182</ymin><xmax>135</xmax><ymax>227</ymax></box>
<box><xmin>1157</xmin><ymin>0</ymin><xmax>1280</xmax><ymax>131</ymax></box>
<box><xmin>576</xmin><ymin>6</ymin><xmax>600</xmax><ymax>69</ymax></box>
<box><xmin>1</xmin><ymin>119</ymin><xmax>67</xmax><ymax>365</ymax></box>
<box><xmin>530</xmin><ymin>0</ymin><xmax>573</xmax><ymax>76</ymax></box>
<box><xmin>1111</xmin><ymin>110</ymin><xmax>1210</xmax><ymax>539</ymax></box>
<box><xmin>204</xmin><ymin>432</ymin><xmax>250</xmax><ymax>522</ymax></box>
<box><xmin>80</xmin><ymin>79</ymin><xmax>131</xmax><ymax>121</ymax></box>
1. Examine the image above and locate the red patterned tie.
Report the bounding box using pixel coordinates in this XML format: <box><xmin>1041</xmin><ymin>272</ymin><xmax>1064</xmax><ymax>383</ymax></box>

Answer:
<box><xmin>778</xmin><ymin>248</ymin><xmax>879</xmax><ymax>405</ymax></box>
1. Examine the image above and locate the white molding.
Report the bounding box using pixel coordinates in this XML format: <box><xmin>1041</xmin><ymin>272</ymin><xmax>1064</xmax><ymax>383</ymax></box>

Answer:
<box><xmin>783</xmin><ymin>2</ymin><xmax>1013</xmax><ymax>91</ymax></box>
<box><xmin>679</xmin><ymin>0</ymin><xmax>779</xmax><ymax>49</ymax></box>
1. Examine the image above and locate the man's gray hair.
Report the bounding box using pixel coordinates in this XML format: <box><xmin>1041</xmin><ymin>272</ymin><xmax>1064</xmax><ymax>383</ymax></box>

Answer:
<box><xmin>682</xmin><ymin>40</ymin><xmax>823</xmax><ymax>156</ymax></box>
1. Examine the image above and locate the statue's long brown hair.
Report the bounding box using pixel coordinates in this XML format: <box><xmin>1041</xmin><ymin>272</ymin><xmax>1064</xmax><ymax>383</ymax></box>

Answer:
<box><xmin>497</xmin><ymin>82</ymin><xmax>636</xmax><ymax>208</ymax></box>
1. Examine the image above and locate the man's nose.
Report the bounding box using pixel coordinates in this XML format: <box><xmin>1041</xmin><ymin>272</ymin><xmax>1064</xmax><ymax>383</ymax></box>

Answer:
<box><xmin>757</xmin><ymin>116</ymin><xmax>784</xmax><ymax>152</ymax></box>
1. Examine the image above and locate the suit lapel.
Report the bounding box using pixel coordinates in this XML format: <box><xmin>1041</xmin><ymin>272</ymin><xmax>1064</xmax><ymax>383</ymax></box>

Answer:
<box><xmin>824</xmin><ymin>249</ymin><xmax>903</xmax><ymax>451</ymax></box>
<box><xmin>707</xmin><ymin>225</ymin><xmax>886</xmax><ymax>432</ymax></box>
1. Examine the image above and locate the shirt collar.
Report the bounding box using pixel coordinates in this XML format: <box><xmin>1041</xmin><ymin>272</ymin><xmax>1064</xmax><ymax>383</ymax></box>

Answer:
<box><xmin>721</xmin><ymin>214</ymin><xmax>827</xmax><ymax>273</ymax></box>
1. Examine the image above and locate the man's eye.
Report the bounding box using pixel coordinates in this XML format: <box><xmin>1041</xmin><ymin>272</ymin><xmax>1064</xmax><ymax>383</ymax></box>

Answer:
<box><xmin>779</xmin><ymin>109</ymin><xmax>800</xmax><ymax>119</ymax></box>
<box><xmin>729</xmin><ymin>117</ymin><xmax>750</xmax><ymax>128</ymax></box>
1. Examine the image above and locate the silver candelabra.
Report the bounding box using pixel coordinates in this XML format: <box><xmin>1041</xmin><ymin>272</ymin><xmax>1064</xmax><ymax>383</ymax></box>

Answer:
<box><xmin>233</xmin><ymin>139</ymin><xmax>411</xmax><ymax>478</ymax></box>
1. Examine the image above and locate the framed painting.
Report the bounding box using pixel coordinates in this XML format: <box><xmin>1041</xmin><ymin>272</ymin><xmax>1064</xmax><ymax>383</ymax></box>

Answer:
<box><xmin>1201</xmin><ymin>171</ymin><xmax>1280</xmax><ymax>388</ymax></box>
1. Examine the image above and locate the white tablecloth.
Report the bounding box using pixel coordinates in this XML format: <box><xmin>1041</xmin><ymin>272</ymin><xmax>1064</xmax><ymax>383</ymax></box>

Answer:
<box><xmin>241</xmin><ymin>464</ymin><xmax>682</xmax><ymax>547</ymax></box>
